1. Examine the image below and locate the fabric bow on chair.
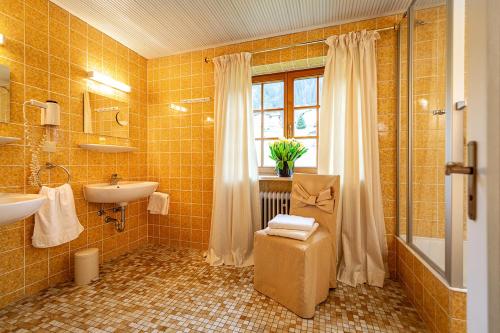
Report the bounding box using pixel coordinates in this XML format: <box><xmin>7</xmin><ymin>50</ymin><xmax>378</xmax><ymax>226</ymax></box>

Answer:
<box><xmin>292</xmin><ymin>184</ymin><xmax>334</xmax><ymax>213</ymax></box>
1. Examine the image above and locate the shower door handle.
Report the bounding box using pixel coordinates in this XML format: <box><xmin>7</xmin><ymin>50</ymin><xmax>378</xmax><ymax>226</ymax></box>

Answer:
<box><xmin>444</xmin><ymin>141</ymin><xmax>477</xmax><ymax>220</ymax></box>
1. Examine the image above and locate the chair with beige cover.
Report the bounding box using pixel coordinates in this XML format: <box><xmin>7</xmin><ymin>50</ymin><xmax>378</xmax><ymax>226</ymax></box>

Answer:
<box><xmin>253</xmin><ymin>173</ymin><xmax>340</xmax><ymax>318</ymax></box>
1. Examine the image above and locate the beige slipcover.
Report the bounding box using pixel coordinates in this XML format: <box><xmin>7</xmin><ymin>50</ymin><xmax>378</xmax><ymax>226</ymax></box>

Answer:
<box><xmin>254</xmin><ymin>174</ymin><xmax>340</xmax><ymax>318</ymax></box>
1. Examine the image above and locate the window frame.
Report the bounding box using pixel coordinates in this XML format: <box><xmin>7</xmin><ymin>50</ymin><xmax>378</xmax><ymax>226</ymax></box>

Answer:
<box><xmin>252</xmin><ymin>67</ymin><xmax>324</xmax><ymax>175</ymax></box>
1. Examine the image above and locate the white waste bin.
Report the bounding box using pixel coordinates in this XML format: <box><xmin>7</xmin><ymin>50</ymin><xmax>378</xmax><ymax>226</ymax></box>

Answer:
<box><xmin>74</xmin><ymin>248</ymin><xmax>99</xmax><ymax>285</ymax></box>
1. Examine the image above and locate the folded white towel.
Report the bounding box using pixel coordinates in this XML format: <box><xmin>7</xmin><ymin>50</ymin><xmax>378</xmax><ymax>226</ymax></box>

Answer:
<box><xmin>33</xmin><ymin>184</ymin><xmax>84</xmax><ymax>248</ymax></box>
<box><xmin>268</xmin><ymin>214</ymin><xmax>315</xmax><ymax>231</ymax></box>
<box><xmin>264</xmin><ymin>223</ymin><xmax>319</xmax><ymax>241</ymax></box>
<box><xmin>148</xmin><ymin>192</ymin><xmax>169</xmax><ymax>215</ymax></box>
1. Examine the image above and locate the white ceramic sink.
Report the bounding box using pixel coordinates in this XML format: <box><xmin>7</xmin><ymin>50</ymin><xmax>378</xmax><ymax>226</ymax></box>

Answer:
<box><xmin>0</xmin><ymin>193</ymin><xmax>46</xmax><ymax>226</ymax></box>
<box><xmin>84</xmin><ymin>181</ymin><xmax>159</xmax><ymax>206</ymax></box>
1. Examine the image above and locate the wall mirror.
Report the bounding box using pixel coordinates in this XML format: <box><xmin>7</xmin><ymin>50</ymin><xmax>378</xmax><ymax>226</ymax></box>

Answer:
<box><xmin>83</xmin><ymin>91</ymin><xmax>129</xmax><ymax>139</ymax></box>
<box><xmin>0</xmin><ymin>64</ymin><xmax>10</xmax><ymax>123</ymax></box>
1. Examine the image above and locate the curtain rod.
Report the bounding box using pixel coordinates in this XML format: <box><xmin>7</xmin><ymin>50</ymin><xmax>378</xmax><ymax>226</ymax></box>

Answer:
<box><xmin>203</xmin><ymin>24</ymin><xmax>397</xmax><ymax>63</ymax></box>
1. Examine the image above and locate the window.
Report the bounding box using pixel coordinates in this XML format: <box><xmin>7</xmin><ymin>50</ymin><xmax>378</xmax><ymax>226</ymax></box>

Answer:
<box><xmin>252</xmin><ymin>68</ymin><xmax>324</xmax><ymax>173</ymax></box>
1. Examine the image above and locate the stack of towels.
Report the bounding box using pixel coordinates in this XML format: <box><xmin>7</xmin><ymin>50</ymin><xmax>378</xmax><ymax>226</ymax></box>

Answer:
<box><xmin>264</xmin><ymin>214</ymin><xmax>319</xmax><ymax>241</ymax></box>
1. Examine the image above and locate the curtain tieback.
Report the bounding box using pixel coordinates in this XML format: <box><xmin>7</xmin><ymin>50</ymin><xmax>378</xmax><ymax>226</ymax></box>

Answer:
<box><xmin>292</xmin><ymin>184</ymin><xmax>333</xmax><ymax>212</ymax></box>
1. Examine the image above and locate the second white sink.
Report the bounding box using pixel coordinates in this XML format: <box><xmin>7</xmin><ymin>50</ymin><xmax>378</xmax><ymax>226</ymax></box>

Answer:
<box><xmin>84</xmin><ymin>181</ymin><xmax>159</xmax><ymax>206</ymax></box>
<box><xmin>0</xmin><ymin>193</ymin><xmax>46</xmax><ymax>226</ymax></box>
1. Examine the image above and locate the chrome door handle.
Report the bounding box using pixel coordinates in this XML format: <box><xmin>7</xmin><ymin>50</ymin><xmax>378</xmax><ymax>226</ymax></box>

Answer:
<box><xmin>445</xmin><ymin>141</ymin><xmax>477</xmax><ymax>220</ymax></box>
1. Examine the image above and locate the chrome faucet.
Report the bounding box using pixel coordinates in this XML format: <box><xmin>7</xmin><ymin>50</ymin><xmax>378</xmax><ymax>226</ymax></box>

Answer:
<box><xmin>110</xmin><ymin>173</ymin><xmax>121</xmax><ymax>185</ymax></box>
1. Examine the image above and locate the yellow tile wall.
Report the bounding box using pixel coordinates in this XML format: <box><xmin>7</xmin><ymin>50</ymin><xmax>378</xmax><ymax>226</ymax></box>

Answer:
<box><xmin>146</xmin><ymin>15</ymin><xmax>401</xmax><ymax>278</ymax></box>
<box><xmin>0</xmin><ymin>0</ymin><xmax>148</xmax><ymax>308</ymax></box>
<box><xmin>397</xmin><ymin>239</ymin><xmax>467</xmax><ymax>332</ymax></box>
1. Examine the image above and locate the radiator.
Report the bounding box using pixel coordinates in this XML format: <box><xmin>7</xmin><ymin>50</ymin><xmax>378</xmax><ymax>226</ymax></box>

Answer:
<box><xmin>260</xmin><ymin>191</ymin><xmax>291</xmax><ymax>228</ymax></box>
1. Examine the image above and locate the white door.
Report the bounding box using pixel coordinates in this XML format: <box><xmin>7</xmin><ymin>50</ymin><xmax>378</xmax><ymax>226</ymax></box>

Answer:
<box><xmin>466</xmin><ymin>0</ymin><xmax>500</xmax><ymax>332</ymax></box>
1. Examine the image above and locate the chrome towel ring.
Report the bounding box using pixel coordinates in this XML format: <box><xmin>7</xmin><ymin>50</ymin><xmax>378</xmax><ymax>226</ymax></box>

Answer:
<box><xmin>36</xmin><ymin>162</ymin><xmax>71</xmax><ymax>187</ymax></box>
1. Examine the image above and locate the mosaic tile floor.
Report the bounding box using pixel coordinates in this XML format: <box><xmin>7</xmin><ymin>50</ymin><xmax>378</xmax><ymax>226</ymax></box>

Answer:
<box><xmin>0</xmin><ymin>246</ymin><xmax>428</xmax><ymax>332</ymax></box>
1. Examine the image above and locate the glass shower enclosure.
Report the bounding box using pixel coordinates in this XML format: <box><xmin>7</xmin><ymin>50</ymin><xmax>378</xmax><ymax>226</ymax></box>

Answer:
<box><xmin>397</xmin><ymin>0</ymin><xmax>467</xmax><ymax>288</ymax></box>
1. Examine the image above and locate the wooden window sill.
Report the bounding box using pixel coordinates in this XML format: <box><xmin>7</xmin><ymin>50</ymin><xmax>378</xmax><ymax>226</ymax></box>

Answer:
<box><xmin>259</xmin><ymin>175</ymin><xmax>293</xmax><ymax>181</ymax></box>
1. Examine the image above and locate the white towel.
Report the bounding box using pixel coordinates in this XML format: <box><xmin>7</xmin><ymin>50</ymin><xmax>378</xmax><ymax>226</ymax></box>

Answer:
<box><xmin>264</xmin><ymin>223</ymin><xmax>319</xmax><ymax>241</ymax></box>
<box><xmin>33</xmin><ymin>184</ymin><xmax>84</xmax><ymax>248</ymax></box>
<box><xmin>268</xmin><ymin>214</ymin><xmax>315</xmax><ymax>231</ymax></box>
<box><xmin>147</xmin><ymin>192</ymin><xmax>169</xmax><ymax>215</ymax></box>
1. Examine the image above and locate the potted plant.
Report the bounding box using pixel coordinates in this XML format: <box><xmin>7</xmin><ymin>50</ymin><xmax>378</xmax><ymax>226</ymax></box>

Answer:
<box><xmin>269</xmin><ymin>138</ymin><xmax>308</xmax><ymax>177</ymax></box>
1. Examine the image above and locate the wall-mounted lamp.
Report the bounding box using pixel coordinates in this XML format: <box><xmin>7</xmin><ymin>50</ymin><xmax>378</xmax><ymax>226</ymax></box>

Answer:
<box><xmin>87</xmin><ymin>71</ymin><xmax>131</xmax><ymax>93</ymax></box>
<box><xmin>0</xmin><ymin>34</ymin><xmax>5</xmax><ymax>45</ymax></box>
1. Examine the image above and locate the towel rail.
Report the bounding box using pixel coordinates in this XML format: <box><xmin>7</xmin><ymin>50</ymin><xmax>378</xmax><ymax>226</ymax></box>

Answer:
<box><xmin>36</xmin><ymin>162</ymin><xmax>71</xmax><ymax>187</ymax></box>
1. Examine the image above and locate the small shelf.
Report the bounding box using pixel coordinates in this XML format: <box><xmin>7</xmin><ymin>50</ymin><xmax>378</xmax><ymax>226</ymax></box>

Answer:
<box><xmin>0</xmin><ymin>136</ymin><xmax>21</xmax><ymax>145</ymax></box>
<box><xmin>79</xmin><ymin>144</ymin><xmax>138</xmax><ymax>153</ymax></box>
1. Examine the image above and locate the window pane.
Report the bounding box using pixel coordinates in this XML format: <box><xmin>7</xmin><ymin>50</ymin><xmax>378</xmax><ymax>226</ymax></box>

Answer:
<box><xmin>263</xmin><ymin>140</ymin><xmax>275</xmax><ymax>167</ymax></box>
<box><xmin>263</xmin><ymin>81</ymin><xmax>284</xmax><ymax>109</ymax></box>
<box><xmin>294</xmin><ymin>108</ymin><xmax>317</xmax><ymax>137</ymax></box>
<box><xmin>252</xmin><ymin>84</ymin><xmax>261</xmax><ymax>110</ymax></box>
<box><xmin>253</xmin><ymin>112</ymin><xmax>262</xmax><ymax>138</ymax></box>
<box><xmin>294</xmin><ymin>77</ymin><xmax>317</xmax><ymax>107</ymax></box>
<box><xmin>255</xmin><ymin>140</ymin><xmax>262</xmax><ymax>166</ymax></box>
<box><xmin>294</xmin><ymin>138</ymin><xmax>317</xmax><ymax>167</ymax></box>
<box><xmin>263</xmin><ymin>111</ymin><xmax>284</xmax><ymax>138</ymax></box>
<box><xmin>319</xmin><ymin>77</ymin><xmax>323</xmax><ymax>101</ymax></box>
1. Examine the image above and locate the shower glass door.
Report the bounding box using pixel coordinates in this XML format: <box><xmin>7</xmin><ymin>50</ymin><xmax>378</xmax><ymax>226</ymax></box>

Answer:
<box><xmin>398</xmin><ymin>0</ymin><xmax>466</xmax><ymax>288</ymax></box>
<box><xmin>397</xmin><ymin>14</ymin><xmax>408</xmax><ymax>241</ymax></box>
<box><xmin>410</xmin><ymin>1</ymin><xmax>448</xmax><ymax>274</ymax></box>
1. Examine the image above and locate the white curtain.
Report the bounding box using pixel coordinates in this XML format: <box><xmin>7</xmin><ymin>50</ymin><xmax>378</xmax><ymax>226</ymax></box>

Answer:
<box><xmin>206</xmin><ymin>52</ymin><xmax>261</xmax><ymax>267</ymax></box>
<box><xmin>318</xmin><ymin>31</ymin><xmax>388</xmax><ymax>287</ymax></box>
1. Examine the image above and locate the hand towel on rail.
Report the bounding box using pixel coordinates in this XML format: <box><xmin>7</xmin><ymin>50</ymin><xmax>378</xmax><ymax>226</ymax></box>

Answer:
<box><xmin>33</xmin><ymin>183</ymin><xmax>83</xmax><ymax>248</ymax></box>
<box><xmin>147</xmin><ymin>192</ymin><xmax>170</xmax><ymax>215</ymax></box>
